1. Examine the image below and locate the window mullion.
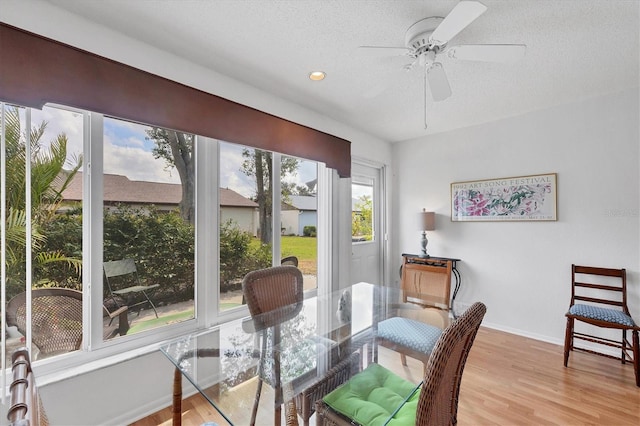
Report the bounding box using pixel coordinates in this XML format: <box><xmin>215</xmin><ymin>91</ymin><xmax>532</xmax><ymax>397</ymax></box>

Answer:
<box><xmin>1</xmin><ymin>103</ymin><xmax>6</xmax><ymax>401</ymax></box>
<box><xmin>87</xmin><ymin>112</ymin><xmax>104</xmax><ymax>349</ymax></box>
<box><xmin>272</xmin><ymin>153</ymin><xmax>281</xmax><ymax>264</ymax></box>
<box><xmin>24</xmin><ymin>108</ymin><xmax>33</xmax><ymax>353</ymax></box>
<box><xmin>196</xmin><ymin>136</ymin><xmax>216</xmax><ymax>327</ymax></box>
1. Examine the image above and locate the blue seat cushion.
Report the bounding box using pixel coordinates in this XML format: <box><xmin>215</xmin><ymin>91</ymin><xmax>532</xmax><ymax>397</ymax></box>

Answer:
<box><xmin>569</xmin><ymin>304</ymin><xmax>636</xmax><ymax>327</ymax></box>
<box><xmin>322</xmin><ymin>363</ymin><xmax>421</xmax><ymax>426</ymax></box>
<box><xmin>377</xmin><ymin>317</ymin><xmax>442</xmax><ymax>354</ymax></box>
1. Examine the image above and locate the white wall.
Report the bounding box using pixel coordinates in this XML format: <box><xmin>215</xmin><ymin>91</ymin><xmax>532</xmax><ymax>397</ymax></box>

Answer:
<box><xmin>392</xmin><ymin>89</ymin><xmax>640</xmax><ymax>344</ymax></box>
<box><xmin>220</xmin><ymin>207</ymin><xmax>256</xmax><ymax>235</ymax></box>
<box><xmin>280</xmin><ymin>210</ymin><xmax>299</xmax><ymax>235</ymax></box>
<box><xmin>0</xmin><ymin>2</ymin><xmax>393</xmax><ymax>424</ymax></box>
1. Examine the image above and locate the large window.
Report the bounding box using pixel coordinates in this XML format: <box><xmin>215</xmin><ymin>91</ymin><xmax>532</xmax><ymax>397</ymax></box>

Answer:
<box><xmin>2</xmin><ymin>103</ymin><xmax>329</xmax><ymax>373</ymax></box>
<box><xmin>281</xmin><ymin>156</ymin><xmax>318</xmax><ymax>293</ymax></box>
<box><xmin>218</xmin><ymin>142</ymin><xmax>273</xmax><ymax>312</ymax></box>
<box><xmin>218</xmin><ymin>143</ymin><xmax>320</xmax><ymax>312</ymax></box>
<box><xmin>352</xmin><ymin>178</ymin><xmax>374</xmax><ymax>242</ymax></box>
<box><xmin>2</xmin><ymin>104</ymin><xmax>84</xmax><ymax>363</ymax></box>
<box><xmin>101</xmin><ymin>117</ymin><xmax>196</xmax><ymax>336</ymax></box>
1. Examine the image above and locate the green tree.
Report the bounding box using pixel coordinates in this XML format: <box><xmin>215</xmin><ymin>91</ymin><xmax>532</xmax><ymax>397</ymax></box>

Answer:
<box><xmin>352</xmin><ymin>195</ymin><xmax>373</xmax><ymax>240</ymax></box>
<box><xmin>241</xmin><ymin>149</ymin><xmax>299</xmax><ymax>244</ymax></box>
<box><xmin>219</xmin><ymin>219</ymin><xmax>270</xmax><ymax>289</ymax></box>
<box><xmin>293</xmin><ymin>184</ymin><xmax>315</xmax><ymax>196</ymax></box>
<box><xmin>3</xmin><ymin>106</ymin><xmax>82</xmax><ymax>299</ymax></box>
<box><xmin>146</xmin><ymin>128</ymin><xmax>195</xmax><ymax>224</ymax></box>
<box><xmin>102</xmin><ymin>205</ymin><xmax>195</xmax><ymax>302</ymax></box>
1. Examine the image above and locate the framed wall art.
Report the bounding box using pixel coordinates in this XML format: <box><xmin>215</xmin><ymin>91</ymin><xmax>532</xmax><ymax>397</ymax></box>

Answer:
<box><xmin>451</xmin><ymin>173</ymin><xmax>557</xmax><ymax>222</ymax></box>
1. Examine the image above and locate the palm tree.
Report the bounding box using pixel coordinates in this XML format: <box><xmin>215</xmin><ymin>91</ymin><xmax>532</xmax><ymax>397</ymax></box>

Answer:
<box><xmin>3</xmin><ymin>105</ymin><xmax>82</xmax><ymax>300</ymax></box>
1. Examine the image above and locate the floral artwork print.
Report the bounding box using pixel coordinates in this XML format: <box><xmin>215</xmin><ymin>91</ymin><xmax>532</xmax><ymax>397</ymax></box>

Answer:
<box><xmin>451</xmin><ymin>174</ymin><xmax>557</xmax><ymax>221</ymax></box>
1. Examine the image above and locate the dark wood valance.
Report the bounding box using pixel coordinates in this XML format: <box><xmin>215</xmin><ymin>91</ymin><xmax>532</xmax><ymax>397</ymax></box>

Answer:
<box><xmin>0</xmin><ymin>23</ymin><xmax>350</xmax><ymax>177</ymax></box>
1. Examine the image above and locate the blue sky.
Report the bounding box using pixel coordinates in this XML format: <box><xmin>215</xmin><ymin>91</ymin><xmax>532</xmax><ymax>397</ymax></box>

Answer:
<box><xmin>33</xmin><ymin>105</ymin><xmax>318</xmax><ymax>199</ymax></box>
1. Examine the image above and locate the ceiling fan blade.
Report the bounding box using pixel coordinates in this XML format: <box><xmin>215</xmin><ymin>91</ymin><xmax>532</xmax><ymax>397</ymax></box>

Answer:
<box><xmin>447</xmin><ymin>44</ymin><xmax>526</xmax><ymax>63</ymax></box>
<box><xmin>429</xmin><ymin>1</ymin><xmax>488</xmax><ymax>45</ymax></box>
<box><xmin>426</xmin><ymin>63</ymin><xmax>451</xmax><ymax>102</ymax></box>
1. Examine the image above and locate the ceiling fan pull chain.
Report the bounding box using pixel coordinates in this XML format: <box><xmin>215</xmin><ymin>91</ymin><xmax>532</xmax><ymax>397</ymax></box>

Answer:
<box><xmin>424</xmin><ymin>69</ymin><xmax>428</xmax><ymax>129</ymax></box>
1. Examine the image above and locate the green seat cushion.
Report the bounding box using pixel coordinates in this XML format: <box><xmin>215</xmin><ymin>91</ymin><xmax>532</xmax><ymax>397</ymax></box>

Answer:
<box><xmin>322</xmin><ymin>363</ymin><xmax>421</xmax><ymax>426</ymax></box>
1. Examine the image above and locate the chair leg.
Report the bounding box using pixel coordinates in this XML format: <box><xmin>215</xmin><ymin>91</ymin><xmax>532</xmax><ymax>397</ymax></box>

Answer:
<box><xmin>622</xmin><ymin>329</ymin><xmax>628</xmax><ymax>364</ymax></box>
<box><xmin>172</xmin><ymin>367</ymin><xmax>183</xmax><ymax>426</ymax></box>
<box><xmin>274</xmin><ymin>326</ymin><xmax>282</xmax><ymax>426</ymax></box>
<box><xmin>400</xmin><ymin>354</ymin><xmax>408</xmax><ymax>367</ymax></box>
<box><xmin>250</xmin><ymin>378</ymin><xmax>263</xmax><ymax>426</ymax></box>
<box><xmin>274</xmin><ymin>404</ymin><xmax>282</xmax><ymax>426</ymax></box>
<box><xmin>117</xmin><ymin>309</ymin><xmax>130</xmax><ymax>335</ymax></box>
<box><xmin>563</xmin><ymin>317</ymin><xmax>573</xmax><ymax>367</ymax></box>
<box><xmin>142</xmin><ymin>291</ymin><xmax>159</xmax><ymax>318</ymax></box>
<box><xmin>633</xmin><ymin>330</ymin><xmax>639</xmax><ymax>387</ymax></box>
<box><xmin>251</xmin><ymin>331</ymin><xmax>267</xmax><ymax>426</ymax></box>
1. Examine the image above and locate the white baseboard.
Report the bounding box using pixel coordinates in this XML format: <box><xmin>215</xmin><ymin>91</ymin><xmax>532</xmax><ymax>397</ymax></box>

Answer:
<box><xmin>480</xmin><ymin>321</ymin><xmax>621</xmax><ymax>358</ymax></box>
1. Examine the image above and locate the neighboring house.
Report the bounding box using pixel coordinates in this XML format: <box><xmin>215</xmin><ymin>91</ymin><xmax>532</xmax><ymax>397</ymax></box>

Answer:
<box><xmin>61</xmin><ymin>173</ymin><xmax>259</xmax><ymax>235</ymax></box>
<box><xmin>289</xmin><ymin>195</ymin><xmax>317</xmax><ymax>236</ymax></box>
<box><xmin>219</xmin><ymin>188</ymin><xmax>260</xmax><ymax>236</ymax></box>
<box><xmin>280</xmin><ymin>201</ymin><xmax>299</xmax><ymax>235</ymax></box>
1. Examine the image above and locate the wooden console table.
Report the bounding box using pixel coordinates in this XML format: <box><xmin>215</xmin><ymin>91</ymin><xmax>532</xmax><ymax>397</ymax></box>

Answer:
<box><xmin>401</xmin><ymin>253</ymin><xmax>462</xmax><ymax>315</ymax></box>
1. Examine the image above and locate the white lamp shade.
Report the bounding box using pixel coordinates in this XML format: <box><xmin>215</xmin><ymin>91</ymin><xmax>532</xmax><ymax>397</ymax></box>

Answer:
<box><xmin>421</xmin><ymin>210</ymin><xmax>436</xmax><ymax>231</ymax></box>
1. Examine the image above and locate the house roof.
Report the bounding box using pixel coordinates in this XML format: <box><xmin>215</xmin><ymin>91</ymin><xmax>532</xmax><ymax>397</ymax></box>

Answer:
<box><xmin>221</xmin><ymin>188</ymin><xmax>259</xmax><ymax>208</ymax></box>
<box><xmin>62</xmin><ymin>173</ymin><xmax>258</xmax><ymax>208</ymax></box>
<box><xmin>289</xmin><ymin>195</ymin><xmax>317</xmax><ymax>212</ymax></box>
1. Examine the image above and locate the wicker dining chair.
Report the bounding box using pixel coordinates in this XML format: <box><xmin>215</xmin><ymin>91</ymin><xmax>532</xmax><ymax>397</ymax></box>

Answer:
<box><xmin>315</xmin><ymin>302</ymin><xmax>487</xmax><ymax>426</ymax></box>
<box><xmin>242</xmin><ymin>265</ymin><xmax>305</xmax><ymax>426</ymax></box>
<box><xmin>294</xmin><ymin>351</ymin><xmax>361</xmax><ymax>426</ymax></box>
<box><xmin>6</xmin><ymin>288</ymin><xmax>129</xmax><ymax>356</ymax></box>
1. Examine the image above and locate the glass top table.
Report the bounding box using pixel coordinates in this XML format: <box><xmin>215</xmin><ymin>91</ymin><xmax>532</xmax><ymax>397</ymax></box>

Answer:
<box><xmin>161</xmin><ymin>282</ymin><xmax>452</xmax><ymax>425</ymax></box>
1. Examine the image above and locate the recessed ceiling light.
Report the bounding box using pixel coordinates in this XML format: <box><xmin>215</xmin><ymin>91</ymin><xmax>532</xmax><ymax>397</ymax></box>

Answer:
<box><xmin>309</xmin><ymin>71</ymin><xmax>326</xmax><ymax>81</ymax></box>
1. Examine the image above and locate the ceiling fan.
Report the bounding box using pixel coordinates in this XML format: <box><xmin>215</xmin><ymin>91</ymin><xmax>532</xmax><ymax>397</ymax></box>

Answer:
<box><xmin>359</xmin><ymin>1</ymin><xmax>526</xmax><ymax>128</ymax></box>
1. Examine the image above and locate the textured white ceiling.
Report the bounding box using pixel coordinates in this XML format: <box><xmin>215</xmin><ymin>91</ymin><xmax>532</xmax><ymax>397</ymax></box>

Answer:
<box><xmin>48</xmin><ymin>0</ymin><xmax>639</xmax><ymax>143</ymax></box>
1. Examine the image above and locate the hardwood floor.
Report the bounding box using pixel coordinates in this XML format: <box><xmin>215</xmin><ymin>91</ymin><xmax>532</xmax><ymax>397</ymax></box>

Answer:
<box><xmin>130</xmin><ymin>327</ymin><xmax>640</xmax><ymax>425</ymax></box>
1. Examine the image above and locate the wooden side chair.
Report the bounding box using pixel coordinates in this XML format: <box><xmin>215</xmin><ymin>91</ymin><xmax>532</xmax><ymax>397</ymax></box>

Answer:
<box><xmin>315</xmin><ymin>302</ymin><xmax>487</xmax><ymax>426</ymax></box>
<box><xmin>7</xmin><ymin>347</ymin><xmax>49</xmax><ymax>426</ymax></box>
<box><xmin>564</xmin><ymin>264</ymin><xmax>639</xmax><ymax>386</ymax></box>
<box><xmin>103</xmin><ymin>258</ymin><xmax>159</xmax><ymax>318</ymax></box>
<box><xmin>6</xmin><ymin>288</ymin><xmax>129</xmax><ymax>357</ymax></box>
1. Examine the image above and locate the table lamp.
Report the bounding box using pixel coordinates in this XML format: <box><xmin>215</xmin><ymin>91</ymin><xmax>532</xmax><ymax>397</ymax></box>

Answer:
<box><xmin>420</xmin><ymin>209</ymin><xmax>435</xmax><ymax>258</ymax></box>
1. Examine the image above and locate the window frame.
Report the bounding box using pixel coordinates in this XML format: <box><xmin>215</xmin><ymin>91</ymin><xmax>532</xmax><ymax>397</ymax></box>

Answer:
<box><xmin>1</xmin><ymin>104</ymin><xmax>336</xmax><ymax>382</ymax></box>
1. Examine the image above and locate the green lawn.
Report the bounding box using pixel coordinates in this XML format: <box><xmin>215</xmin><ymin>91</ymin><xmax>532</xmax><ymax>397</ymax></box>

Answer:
<box><xmin>250</xmin><ymin>235</ymin><xmax>317</xmax><ymax>274</ymax></box>
<box><xmin>130</xmin><ymin>237</ymin><xmax>317</xmax><ymax>332</ymax></box>
<box><xmin>128</xmin><ymin>309</ymin><xmax>195</xmax><ymax>334</ymax></box>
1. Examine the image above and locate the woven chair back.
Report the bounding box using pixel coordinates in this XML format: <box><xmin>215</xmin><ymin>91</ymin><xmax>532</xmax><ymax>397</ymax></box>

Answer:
<box><xmin>416</xmin><ymin>302</ymin><xmax>487</xmax><ymax>425</ymax></box>
<box><xmin>242</xmin><ymin>265</ymin><xmax>304</xmax><ymax>331</ymax></box>
<box><xmin>6</xmin><ymin>288</ymin><xmax>83</xmax><ymax>355</ymax></box>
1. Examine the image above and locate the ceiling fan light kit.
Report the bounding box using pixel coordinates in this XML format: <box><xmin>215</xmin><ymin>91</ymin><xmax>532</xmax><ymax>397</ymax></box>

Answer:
<box><xmin>405</xmin><ymin>17</ymin><xmax>444</xmax><ymax>52</ymax></box>
<box><xmin>359</xmin><ymin>0</ymin><xmax>526</xmax><ymax>129</ymax></box>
